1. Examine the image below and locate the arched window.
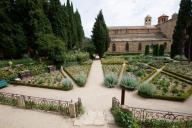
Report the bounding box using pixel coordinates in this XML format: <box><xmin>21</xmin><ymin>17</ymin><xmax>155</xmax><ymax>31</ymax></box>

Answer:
<box><xmin>164</xmin><ymin>42</ymin><xmax>167</xmax><ymax>49</ymax></box>
<box><xmin>125</xmin><ymin>42</ymin><xmax>129</xmax><ymax>52</ymax></box>
<box><xmin>138</xmin><ymin>43</ymin><xmax>142</xmax><ymax>51</ymax></box>
<box><xmin>112</xmin><ymin>43</ymin><xmax>116</xmax><ymax>52</ymax></box>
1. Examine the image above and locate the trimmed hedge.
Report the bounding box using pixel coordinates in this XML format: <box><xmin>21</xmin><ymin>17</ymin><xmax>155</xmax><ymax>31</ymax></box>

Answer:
<box><xmin>163</xmin><ymin>69</ymin><xmax>192</xmax><ymax>83</ymax></box>
<box><xmin>12</xmin><ymin>81</ymin><xmax>72</xmax><ymax>91</ymax></box>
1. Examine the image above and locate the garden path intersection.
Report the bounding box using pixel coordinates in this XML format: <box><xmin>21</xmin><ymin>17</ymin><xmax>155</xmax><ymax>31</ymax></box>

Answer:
<box><xmin>0</xmin><ymin>60</ymin><xmax>192</xmax><ymax>128</ymax></box>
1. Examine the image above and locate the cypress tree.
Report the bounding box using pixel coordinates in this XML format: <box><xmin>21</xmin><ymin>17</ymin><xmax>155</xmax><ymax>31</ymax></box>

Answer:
<box><xmin>0</xmin><ymin>0</ymin><xmax>27</xmax><ymax>58</ymax></box>
<box><xmin>171</xmin><ymin>0</ymin><xmax>192</xmax><ymax>58</ymax></box>
<box><xmin>153</xmin><ymin>44</ymin><xmax>159</xmax><ymax>56</ymax></box>
<box><xmin>75</xmin><ymin>10</ymin><xmax>84</xmax><ymax>48</ymax></box>
<box><xmin>159</xmin><ymin>44</ymin><xmax>165</xmax><ymax>56</ymax></box>
<box><xmin>145</xmin><ymin>45</ymin><xmax>150</xmax><ymax>55</ymax></box>
<box><xmin>92</xmin><ymin>10</ymin><xmax>109</xmax><ymax>57</ymax></box>
<box><xmin>184</xmin><ymin>21</ymin><xmax>192</xmax><ymax>62</ymax></box>
<box><xmin>15</xmin><ymin>0</ymin><xmax>53</xmax><ymax>56</ymax></box>
<box><xmin>47</xmin><ymin>0</ymin><xmax>66</xmax><ymax>41</ymax></box>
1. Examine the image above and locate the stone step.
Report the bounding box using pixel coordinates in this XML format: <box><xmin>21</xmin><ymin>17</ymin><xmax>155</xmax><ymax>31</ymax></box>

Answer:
<box><xmin>74</xmin><ymin>110</ymin><xmax>118</xmax><ymax>128</ymax></box>
<box><xmin>74</xmin><ymin>111</ymin><xmax>106</xmax><ymax>127</ymax></box>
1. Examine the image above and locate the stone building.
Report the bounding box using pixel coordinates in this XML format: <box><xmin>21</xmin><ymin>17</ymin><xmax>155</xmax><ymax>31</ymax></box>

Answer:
<box><xmin>107</xmin><ymin>14</ymin><xmax>177</xmax><ymax>53</ymax></box>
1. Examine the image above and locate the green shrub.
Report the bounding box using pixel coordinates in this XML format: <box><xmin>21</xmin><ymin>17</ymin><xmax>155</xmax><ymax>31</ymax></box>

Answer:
<box><xmin>153</xmin><ymin>44</ymin><xmax>159</xmax><ymax>56</ymax></box>
<box><xmin>104</xmin><ymin>73</ymin><xmax>118</xmax><ymax>88</ymax></box>
<box><xmin>75</xmin><ymin>74</ymin><xmax>86</xmax><ymax>87</ymax></box>
<box><xmin>0</xmin><ymin>95</ymin><xmax>17</xmax><ymax>106</ymax></box>
<box><xmin>135</xmin><ymin>70</ymin><xmax>145</xmax><ymax>77</ymax></box>
<box><xmin>25</xmin><ymin>101</ymin><xmax>36</xmax><ymax>109</ymax></box>
<box><xmin>112</xmin><ymin>107</ymin><xmax>138</xmax><ymax>128</ymax></box>
<box><xmin>120</xmin><ymin>76</ymin><xmax>138</xmax><ymax>90</ymax></box>
<box><xmin>127</xmin><ymin>65</ymin><xmax>135</xmax><ymax>72</ymax></box>
<box><xmin>62</xmin><ymin>78</ymin><xmax>73</xmax><ymax>91</ymax></box>
<box><xmin>138</xmin><ymin>83</ymin><xmax>156</xmax><ymax>97</ymax></box>
<box><xmin>159</xmin><ymin>44</ymin><xmax>165</xmax><ymax>56</ymax></box>
<box><xmin>145</xmin><ymin>45</ymin><xmax>150</xmax><ymax>55</ymax></box>
<box><xmin>76</xmin><ymin>52</ymin><xmax>89</xmax><ymax>63</ymax></box>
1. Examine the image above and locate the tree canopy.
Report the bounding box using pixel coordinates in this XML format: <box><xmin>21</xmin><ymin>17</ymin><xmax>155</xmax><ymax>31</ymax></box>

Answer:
<box><xmin>0</xmin><ymin>0</ymin><xmax>85</xmax><ymax>61</ymax></box>
<box><xmin>171</xmin><ymin>0</ymin><xmax>192</xmax><ymax>59</ymax></box>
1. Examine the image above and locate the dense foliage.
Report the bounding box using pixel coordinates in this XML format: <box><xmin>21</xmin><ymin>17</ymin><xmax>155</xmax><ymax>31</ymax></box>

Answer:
<box><xmin>152</xmin><ymin>44</ymin><xmax>159</xmax><ymax>56</ymax></box>
<box><xmin>92</xmin><ymin>10</ymin><xmax>109</xmax><ymax>57</ymax></box>
<box><xmin>159</xmin><ymin>44</ymin><xmax>165</xmax><ymax>56</ymax></box>
<box><xmin>171</xmin><ymin>0</ymin><xmax>192</xmax><ymax>60</ymax></box>
<box><xmin>112</xmin><ymin>107</ymin><xmax>192</xmax><ymax>128</ymax></box>
<box><xmin>0</xmin><ymin>0</ymin><xmax>84</xmax><ymax>62</ymax></box>
<box><xmin>112</xmin><ymin>107</ymin><xmax>138</xmax><ymax>128</ymax></box>
<box><xmin>144</xmin><ymin>45</ymin><xmax>150</xmax><ymax>55</ymax></box>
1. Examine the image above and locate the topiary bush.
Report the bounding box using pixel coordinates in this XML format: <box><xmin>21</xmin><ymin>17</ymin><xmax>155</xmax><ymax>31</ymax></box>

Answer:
<box><xmin>75</xmin><ymin>74</ymin><xmax>86</xmax><ymax>87</ymax></box>
<box><xmin>104</xmin><ymin>73</ymin><xmax>118</xmax><ymax>88</ymax></box>
<box><xmin>138</xmin><ymin>83</ymin><xmax>156</xmax><ymax>97</ymax></box>
<box><xmin>62</xmin><ymin>78</ymin><xmax>73</xmax><ymax>91</ymax></box>
<box><xmin>120</xmin><ymin>76</ymin><xmax>138</xmax><ymax>90</ymax></box>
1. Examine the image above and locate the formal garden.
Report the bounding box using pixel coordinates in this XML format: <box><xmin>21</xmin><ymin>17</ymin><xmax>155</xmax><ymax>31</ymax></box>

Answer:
<box><xmin>102</xmin><ymin>55</ymin><xmax>192</xmax><ymax>103</ymax></box>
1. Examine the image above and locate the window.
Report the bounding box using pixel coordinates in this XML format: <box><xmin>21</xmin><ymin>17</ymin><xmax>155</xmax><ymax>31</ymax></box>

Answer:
<box><xmin>125</xmin><ymin>42</ymin><xmax>129</xmax><ymax>52</ymax></box>
<box><xmin>138</xmin><ymin>43</ymin><xmax>142</xmax><ymax>51</ymax></box>
<box><xmin>112</xmin><ymin>43</ymin><xmax>116</xmax><ymax>52</ymax></box>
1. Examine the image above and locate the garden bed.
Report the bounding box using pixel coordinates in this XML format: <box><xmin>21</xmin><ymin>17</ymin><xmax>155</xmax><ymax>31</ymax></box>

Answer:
<box><xmin>101</xmin><ymin>56</ymin><xmax>126</xmax><ymax>64</ymax></box>
<box><xmin>13</xmin><ymin>71</ymin><xmax>71</xmax><ymax>90</ymax></box>
<box><xmin>64</xmin><ymin>63</ymin><xmax>92</xmax><ymax>87</ymax></box>
<box><xmin>150</xmin><ymin>73</ymin><xmax>192</xmax><ymax>101</ymax></box>
<box><xmin>0</xmin><ymin>63</ymin><xmax>48</xmax><ymax>82</ymax></box>
<box><xmin>102</xmin><ymin>64</ymin><xmax>123</xmax><ymax>77</ymax></box>
<box><xmin>164</xmin><ymin>62</ymin><xmax>192</xmax><ymax>81</ymax></box>
<box><xmin>125</xmin><ymin>55</ymin><xmax>172</xmax><ymax>69</ymax></box>
<box><xmin>124</xmin><ymin>62</ymin><xmax>156</xmax><ymax>82</ymax></box>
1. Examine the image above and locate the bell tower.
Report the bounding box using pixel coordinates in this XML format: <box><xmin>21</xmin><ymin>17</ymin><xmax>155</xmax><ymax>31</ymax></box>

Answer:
<box><xmin>145</xmin><ymin>15</ymin><xmax>152</xmax><ymax>26</ymax></box>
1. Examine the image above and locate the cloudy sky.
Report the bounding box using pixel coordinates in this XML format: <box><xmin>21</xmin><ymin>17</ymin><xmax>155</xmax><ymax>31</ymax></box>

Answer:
<box><xmin>60</xmin><ymin>0</ymin><xmax>180</xmax><ymax>37</ymax></box>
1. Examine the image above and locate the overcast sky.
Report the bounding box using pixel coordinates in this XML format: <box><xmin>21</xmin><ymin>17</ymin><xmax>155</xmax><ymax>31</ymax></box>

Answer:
<box><xmin>60</xmin><ymin>0</ymin><xmax>180</xmax><ymax>37</ymax></box>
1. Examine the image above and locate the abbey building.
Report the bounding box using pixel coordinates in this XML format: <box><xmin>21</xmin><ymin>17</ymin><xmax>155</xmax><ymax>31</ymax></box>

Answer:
<box><xmin>107</xmin><ymin>14</ymin><xmax>178</xmax><ymax>53</ymax></box>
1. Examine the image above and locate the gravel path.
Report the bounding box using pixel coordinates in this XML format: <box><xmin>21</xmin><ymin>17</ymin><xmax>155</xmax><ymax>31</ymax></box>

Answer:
<box><xmin>0</xmin><ymin>60</ymin><xmax>192</xmax><ymax>128</ymax></box>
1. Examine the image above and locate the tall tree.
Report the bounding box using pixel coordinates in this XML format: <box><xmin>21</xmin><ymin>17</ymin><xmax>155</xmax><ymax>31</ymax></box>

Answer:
<box><xmin>0</xmin><ymin>0</ymin><xmax>26</xmax><ymax>58</ymax></box>
<box><xmin>144</xmin><ymin>45</ymin><xmax>150</xmax><ymax>55</ymax></box>
<box><xmin>47</xmin><ymin>0</ymin><xmax>67</xmax><ymax>42</ymax></box>
<box><xmin>184</xmin><ymin>21</ymin><xmax>192</xmax><ymax>62</ymax></box>
<box><xmin>15</xmin><ymin>0</ymin><xmax>53</xmax><ymax>56</ymax></box>
<box><xmin>153</xmin><ymin>44</ymin><xmax>159</xmax><ymax>56</ymax></box>
<box><xmin>159</xmin><ymin>44</ymin><xmax>165</xmax><ymax>56</ymax></box>
<box><xmin>92</xmin><ymin>10</ymin><xmax>109</xmax><ymax>57</ymax></box>
<box><xmin>75</xmin><ymin>10</ymin><xmax>84</xmax><ymax>48</ymax></box>
<box><xmin>171</xmin><ymin>0</ymin><xmax>192</xmax><ymax>58</ymax></box>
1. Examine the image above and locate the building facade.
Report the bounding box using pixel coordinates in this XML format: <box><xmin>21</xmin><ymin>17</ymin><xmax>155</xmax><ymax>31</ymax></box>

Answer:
<box><xmin>107</xmin><ymin>14</ymin><xmax>177</xmax><ymax>53</ymax></box>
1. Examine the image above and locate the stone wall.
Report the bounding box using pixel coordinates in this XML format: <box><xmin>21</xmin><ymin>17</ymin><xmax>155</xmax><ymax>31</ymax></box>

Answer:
<box><xmin>157</xmin><ymin>18</ymin><xmax>177</xmax><ymax>39</ymax></box>
<box><xmin>108</xmin><ymin>40</ymin><xmax>171</xmax><ymax>53</ymax></box>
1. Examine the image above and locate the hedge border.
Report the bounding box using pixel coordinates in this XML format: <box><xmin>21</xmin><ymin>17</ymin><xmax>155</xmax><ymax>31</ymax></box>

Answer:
<box><xmin>11</xmin><ymin>81</ymin><xmax>73</xmax><ymax>91</ymax></box>
<box><xmin>163</xmin><ymin>69</ymin><xmax>192</xmax><ymax>82</ymax></box>
<box><xmin>138</xmin><ymin>92</ymin><xmax>192</xmax><ymax>102</ymax></box>
<box><xmin>141</xmin><ymin>72</ymin><xmax>192</xmax><ymax>101</ymax></box>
